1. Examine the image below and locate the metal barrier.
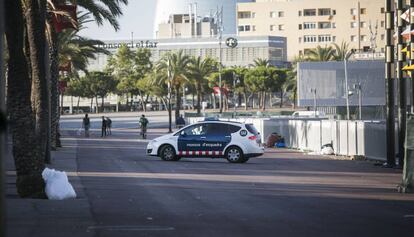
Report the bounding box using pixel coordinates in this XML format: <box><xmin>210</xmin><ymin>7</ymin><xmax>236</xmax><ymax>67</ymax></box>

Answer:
<box><xmin>186</xmin><ymin>117</ymin><xmax>391</xmax><ymax>161</ymax></box>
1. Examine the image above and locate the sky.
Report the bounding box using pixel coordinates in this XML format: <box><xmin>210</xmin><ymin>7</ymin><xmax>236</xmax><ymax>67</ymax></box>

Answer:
<box><xmin>79</xmin><ymin>0</ymin><xmax>157</xmax><ymax>40</ymax></box>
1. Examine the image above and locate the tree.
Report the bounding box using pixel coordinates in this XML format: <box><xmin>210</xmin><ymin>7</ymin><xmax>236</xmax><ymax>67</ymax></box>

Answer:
<box><xmin>188</xmin><ymin>56</ymin><xmax>217</xmax><ymax>114</ymax></box>
<box><xmin>157</xmin><ymin>50</ymin><xmax>190</xmax><ymax>119</ymax></box>
<box><xmin>251</xmin><ymin>58</ymin><xmax>270</xmax><ymax>67</ymax></box>
<box><xmin>87</xmin><ymin>72</ymin><xmax>117</xmax><ymax>112</ymax></box>
<box><xmin>5</xmin><ymin>0</ymin><xmax>45</xmax><ymax>198</ymax></box>
<box><xmin>305</xmin><ymin>45</ymin><xmax>335</xmax><ymax>61</ymax></box>
<box><xmin>106</xmin><ymin>44</ymin><xmax>135</xmax><ymax>109</ymax></box>
<box><xmin>332</xmin><ymin>41</ymin><xmax>354</xmax><ymax>61</ymax></box>
<box><xmin>133</xmin><ymin>48</ymin><xmax>153</xmax><ymax>111</ymax></box>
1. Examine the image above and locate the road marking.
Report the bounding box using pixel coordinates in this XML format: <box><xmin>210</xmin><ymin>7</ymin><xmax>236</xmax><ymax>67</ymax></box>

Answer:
<box><xmin>87</xmin><ymin>225</ymin><xmax>175</xmax><ymax>232</ymax></box>
<box><xmin>404</xmin><ymin>215</ymin><xmax>414</xmax><ymax>218</ymax></box>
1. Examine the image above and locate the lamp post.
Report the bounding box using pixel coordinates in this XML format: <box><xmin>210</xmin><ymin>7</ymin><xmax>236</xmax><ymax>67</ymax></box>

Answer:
<box><xmin>354</xmin><ymin>83</ymin><xmax>362</xmax><ymax>120</ymax></box>
<box><xmin>167</xmin><ymin>59</ymin><xmax>172</xmax><ymax>133</ymax></box>
<box><xmin>232</xmin><ymin>72</ymin><xmax>240</xmax><ymax>117</ymax></box>
<box><xmin>217</xmin><ymin>6</ymin><xmax>223</xmax><ymax>113</ymax></box>
<box><xmin>344</xmin><ymin>59</ymin><xmax>350</xmax><ymax>120</ymax></box>
<box><xmin>310</xmin><ymin>88</ymin><xmax>317</xmax><ymax>117</ymax></box>
<box><xmin>0</xmin><ymin>0</ymin><xmax>5</xmax><ymax>235</ymax></box>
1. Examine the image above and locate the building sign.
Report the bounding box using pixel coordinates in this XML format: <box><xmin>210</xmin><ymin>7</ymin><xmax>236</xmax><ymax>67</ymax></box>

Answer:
<box><xmin>97</xmin><ymin>41</ymin><xmax>158</xmax><ymax>49</ymax></box>
<box><xmin>225</xmin><ymin>37</ymin><xmax>238</xmax><ymax>48</ymax></box>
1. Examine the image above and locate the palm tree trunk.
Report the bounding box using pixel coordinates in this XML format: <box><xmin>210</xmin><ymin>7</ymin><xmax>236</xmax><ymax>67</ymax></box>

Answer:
<box><xmin>95</xmin><ymin>96</ymin><xmax>99</xmax><ymax>113</ymax></box>
<box><xmin>90</xmin><ymin>98</ymin><xmax>93</xmax><ymax>112</ymax></box>
<box><xmin>77</xmin><ymin>97</ymin><xmax>80</xmax><ymax>112</ymax></box>
<box><xmin>262</xmin><ymin>92</ymin><xmax>266</xmax><ymax>111</ymax></box>
<box><xmin>26</xmin><ymin>0</ymin><xmax>50</xmax><ymax>164</ymax></box>
<box><xmin>101</xmin><ymin>96</ymin><xmax>105</xmax><ymax>113</ymax></box>
<box><xmin>175</xmin><ymin>85</ymin><xmax>181</xmax><ymax>120</ymax></box>
<box><xmin>49</xmin><ymin>29</ymin><xmax>59</xmax><ymax>150</ymax></box>
<box><xmin>280</xmin><ymin>91</ymin><xmax>284</xmax><ymax>108</ymax></box>
<box><xmin>196</xmin><ymin>84</ymin><xmax>201</xmax><ymax>114</ymax></box>
<box><xmin>5</xmin><ymin>0</ymin><xmax>45</xmax><ymax>198</ymax></box>
<box><xmin>244</xmin><ymin>93</ymin><xmax>248</xmax><ymax>111</ymax></box>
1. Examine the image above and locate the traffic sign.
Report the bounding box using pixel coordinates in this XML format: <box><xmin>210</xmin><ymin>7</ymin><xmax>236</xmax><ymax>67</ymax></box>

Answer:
<box><xmin>225</xmin><ymin>37</ymin><xmax>238</xmax><ymax>48</ymax></box>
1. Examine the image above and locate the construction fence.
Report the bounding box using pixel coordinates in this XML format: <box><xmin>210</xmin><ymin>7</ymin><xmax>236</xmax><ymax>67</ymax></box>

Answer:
<box><xmin>186</xmin><ymin>117</ymin><xmax>395</xmax><ymax>161</ymax></box>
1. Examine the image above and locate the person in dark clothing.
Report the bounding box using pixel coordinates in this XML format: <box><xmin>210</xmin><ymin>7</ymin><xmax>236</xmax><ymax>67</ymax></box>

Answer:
<box><xmin>101</xmin><ymin>116</ymin><xmax>107</xmax><ymax>137</ymax></box>
<box><xmin>106</xmin><ymin>117</ymin><xmax>112</xmax><ymax>135</ymax></box>
<box><xmin>176</xmin><ymin>114</ymin><xmax>185</xmax><ymax>129</ymax></box>
<box><xmin>139</xmin><ymin>114</ymin><xmax>148</xmax><ymax>139</ymax></box>
<box><xmin>82</xmin><ymin>114</ymin><xmax>90</xmax><ymax>137</ymax></box>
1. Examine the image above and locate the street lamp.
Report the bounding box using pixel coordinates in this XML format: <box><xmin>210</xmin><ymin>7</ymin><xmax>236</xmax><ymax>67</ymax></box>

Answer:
<box><xmin>310</xmin><ymin>88</ymin><xmax>317</xmax><ymax>117</ymax></box>
<box><xmin>232</xmin><ymin>72</ymin><xmax>240</xmax><ymax>117</ymax></box>
<box><xmin>167</xmin><ymin>59</ymin><xmax>172</xmax><ymax>133</ymax></box>
<box><xmin>344</xmin><ymin>59</ymin><xmax>350</xmax><ymax>120</ymax></box>
<box><xmin>354</xmin><ymin>82</ymin><xmax>362</xmax><ymax>120</ymax></box>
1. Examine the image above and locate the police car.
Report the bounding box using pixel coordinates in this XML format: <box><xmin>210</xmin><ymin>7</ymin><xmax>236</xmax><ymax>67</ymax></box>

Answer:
<box><xmin>146</xmin><ymin>120</ymin><xmax>264</xmax><ymax>163</ymax></box>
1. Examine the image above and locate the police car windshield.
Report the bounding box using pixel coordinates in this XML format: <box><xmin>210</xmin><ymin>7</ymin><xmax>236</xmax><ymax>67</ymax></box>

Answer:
<box><xmin>245</xmin><ymin>124</ymin><xmax>259</xmax><ymax>135</ymax></box>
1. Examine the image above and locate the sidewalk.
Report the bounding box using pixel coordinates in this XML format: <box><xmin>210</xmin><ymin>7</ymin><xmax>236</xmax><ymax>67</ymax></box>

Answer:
<box><xmin>5</xmin><ymin>131</ymin><xmax>94</xmax><ymax>237</ymax></box>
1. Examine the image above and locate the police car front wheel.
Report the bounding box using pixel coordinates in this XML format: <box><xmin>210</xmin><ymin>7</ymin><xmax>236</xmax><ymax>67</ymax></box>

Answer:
<box><xmin>160</xmin><ymin>145</ymin><xmax>179</xmax><ymax>161</ymax></box>
<box><xmin>225</xmin><ymin>146</ymin><xmax>246</xmax><ymax>163</ymax></box>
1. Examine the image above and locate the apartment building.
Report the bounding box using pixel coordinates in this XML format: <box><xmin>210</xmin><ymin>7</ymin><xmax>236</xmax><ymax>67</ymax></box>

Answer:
<box><xmin>237</xmin><ymin>0</ymin><xmax>385</xmax><ymax>60</ymax></box>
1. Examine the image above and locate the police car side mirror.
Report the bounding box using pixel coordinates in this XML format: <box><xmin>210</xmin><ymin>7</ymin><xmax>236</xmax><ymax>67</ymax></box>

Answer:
<box><xmin>180</xmin><ymin>131</ymin><xmax>187</xmax><ymax>137</ymax></box>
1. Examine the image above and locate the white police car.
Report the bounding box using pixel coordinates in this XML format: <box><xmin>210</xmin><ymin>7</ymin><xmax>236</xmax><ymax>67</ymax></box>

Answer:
<box><xmin>147</xmin><ymin>120</ymin><xmax>264</xmax><ymax>163</ymax></box>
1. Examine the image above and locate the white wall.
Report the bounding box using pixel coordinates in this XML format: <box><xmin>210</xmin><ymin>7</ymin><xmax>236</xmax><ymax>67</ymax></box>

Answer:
<box><xmin>186</xmin><ymin>117</ymin><xmax>390</xmax><ymax>161</ymax></box>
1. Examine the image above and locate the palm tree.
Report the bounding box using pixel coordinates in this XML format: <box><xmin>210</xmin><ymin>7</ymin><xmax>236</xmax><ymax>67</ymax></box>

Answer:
<box><xmin>157</xmin><ymin>50</ymin><xmax>191</xmax><ymax>120</ymax></box>
<box><xmin>5</xmin><ymin>0</ymin><xmax>46</xmax><ymax>198</ymax></box>
<box><xmin>251</xmin><ymin>58</ymin><xmax>271</xmax><ymax>67</ymax></box>
<box><xmin>305</xmin><ymin>45</ymin><xmax>335</xmax><ymax>61</ymax></box>
<box><xmin>332</xmin><ymin>41</ymin><xmax>354</xmax><ymax>61</ymax></box>
<box><xmin>284</xmin><ymin>55</ymin><xmax>304</xmax><ymax>109</ymax></box>
<box><xmin>188</xmin><ymin>56</ymin><xmax>217</xmax><ymax>114</ymax></box>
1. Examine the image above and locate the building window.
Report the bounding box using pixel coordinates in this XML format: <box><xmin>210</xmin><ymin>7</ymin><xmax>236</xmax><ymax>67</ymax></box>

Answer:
<box><xmin>299</xmin><ymin>37</ymin><xmax>302</xmax><ymax>43</ymax></box>
<box><xmin>332</xmin><ymin>36</ymin><xmax>336</xmax><ymax>42</ymax></box>
<box><xmin>299</xmin><ymin>24</ymin><xmax>302</xmax><ymax>30</ymax></box>
<box><xmin>351</xmin><ymin>22</ymin><xmax>357</xmax><ymax>28</ymax></box>
<box><xmin>361</xmin><ymin>35</ymin><xmax>367</xmax><ymax>41</ymax></box>
<box><xmin>351</xmin><ymin>35</ymin><xmax>357</xmax><ymax>42</ymax></box>
<box><xmin>318</xmin><ymin>8</ymin><xmax>331</xmax><ymax>16</ymax></box>
<box><xmin>278</xmin><ymin>11</ymin><xmax>284</xmax><ymax>17</ymax></box>
<box><xmin>279</xmin><ymin>24</ymin><xmax>284</xmax><ymax>30</ymax></box>
<box><xmin>332</xmin><ymin>10</ymin><xmax>336</xmax><ymax>15</ymax></box>
<box><xmin>270</xmin><ymin>25</ymin><xmax>275</xmax><ymax>31</ymax></box>
<box><xmin>252</xmin><ymin>12</ymin><xmax>256</xmax><ymax>18</ymax></box>
<box><xmin>350</xmin><ymin>8</ymin><xmax>357</xmax><ymax>16</ymax></box>
<box><xmin>381</xmin><ymin>7</ymin><xmax>385</xmax><ymax>13</ymax></box>
<box><xmin>270</xmin><ymin>11</ymin><xmax>277</xmax><ymax>18</ymax></box>
<box><xmin>381</xmin><ymin>21</ymin><xmax>385</xmax><ymax>27</ymax></box>
<box><xmin>332</xmin><ymin>22</ymin><xmax>336</xmax><ymax>28</ymax></box>
<box><xmin>318</xmin><ymin>34</ymin><xmax>332</xmax><ymax>42</ymax></box>
<box><xmin>360</xmin><ymin>8</ymin><xmax>366</xmax><ymax>14</ymax></box>
<box><xmin>304</xmin><ymin>9</ymin><xmax>316</xmax><ymax>16</ymax></box>
<box><xmin>360</xmin><ymin>21</ymin><xmax>366</xmax><ymax>28</ymax></box>
<box><xmin>304</xmin><ymin>35</ymin><xmax>317</xmax><ymax>43</ymax></box>
<box><xmin>319</xmin><ymin>22</ymin><xmax>331</xmax><ymax>29</ymax></box>
<box><xmin>238</xmin><ymin>25</ymin><xmax>251</xmax><ymax>32</ymax></box>
<box><xmin>304</xmin><ymin>22</ymin><xmax>316</xmax><ymax>29</ymax></box>
<box><xmin>298</xmin><ymin>10</ymin><xmax>302</xmax><ymax>16</ymax></box>
<box><xmin>381</xmin><ymin>34</ymin><xmax>385</xmax><ymax>40</ymax></box>
<box><xmin>238</xmin><ymin>11</ymin><xmax>252</xmax><ymax>19</ymax></box>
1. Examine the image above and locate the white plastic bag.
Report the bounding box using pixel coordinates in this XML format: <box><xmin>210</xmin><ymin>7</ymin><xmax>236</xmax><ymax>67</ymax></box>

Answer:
<box><xmin>321</xmin><ymin>146</ymin><xmax>334</xmax><ymax>155</ymax></box>
<box><xmin>42</xmin><ymin>168</ymin><xmax>77</xmax><ymax>200</ymax></box>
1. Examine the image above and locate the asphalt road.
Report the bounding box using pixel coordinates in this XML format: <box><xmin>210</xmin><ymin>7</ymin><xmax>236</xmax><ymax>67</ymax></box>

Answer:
<box><xmin>58</xmin><ymin>113</ymin><xmax>414</xmax><ymax>237</ymax></box>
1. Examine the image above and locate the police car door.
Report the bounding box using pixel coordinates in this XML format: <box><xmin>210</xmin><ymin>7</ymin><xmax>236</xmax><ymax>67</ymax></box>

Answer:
<box><xmin>202</xmin><ymin>123</ymin><xmax>231</xmax><ymax>156</ymax></box>
<box><xmin>177</xmin><ymin>123</ymin><xmax>208</xmax><ymax>156</ymax></box>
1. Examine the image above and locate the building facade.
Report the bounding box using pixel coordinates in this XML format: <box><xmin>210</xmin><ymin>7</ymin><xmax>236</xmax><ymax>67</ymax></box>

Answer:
<box><xmin>155</xmin><ymin>0</ymin><xmax>254</xmax><ymax>37</ymax></box>
<box><xmin>88</xmin><ymin>35</ymin><xmax>287</xmax><ymax>72</ymax></box>
<box><xmin>237</xmin><ymin>0</ymin><xmax>385</xmax><ymax>60</ymax></box>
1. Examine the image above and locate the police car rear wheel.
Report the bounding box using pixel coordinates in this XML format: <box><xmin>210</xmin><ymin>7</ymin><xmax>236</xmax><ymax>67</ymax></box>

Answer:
<box><xmin>160</xmin><ymin>145</ymin><xmax>177</xmax><ymax>161</ymax></box>
<box><xmin>226</xmin><ymin>147</ymin><xmax>244</xmax><ymax>163</ymax></box>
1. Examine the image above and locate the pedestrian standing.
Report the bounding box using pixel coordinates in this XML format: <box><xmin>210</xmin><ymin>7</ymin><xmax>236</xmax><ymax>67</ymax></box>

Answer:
<box><xmin>106</xmin><ymin>117</ymin><xmax>112</xmax><ymax>135</ymax></box>
<box><xmin>139</xmin><ymin>114</ymin><xmax>149</xmax><ymax>139</ymax></box>
<box><xmin>82</xmin><ymin>114</ymin><xmax>90</xmax><ymax>137</ymax></box>
<box><xmin>101</xmin><ymin>116</ymin><xmax>107</xmax><ymax>137</ymax></box>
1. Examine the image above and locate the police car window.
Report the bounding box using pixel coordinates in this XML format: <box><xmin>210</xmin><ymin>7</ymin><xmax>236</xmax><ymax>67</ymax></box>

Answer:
<box><xmin>207</xmin><ymin>123</ymin><xmax>227</xmax><ymax>135</ymax></box>
<box><xmin>245</xmin><ymin>124</ymin><xmax>259</xmax><ymax>135</ymax></box>
<box><xmin>228</xmin><ymin>124</ymin><xmax>241</xmax><ymax>133</ymax></box>
<box><xmin>182</xmin><ymin>124</ymin><xmax>207</xmax><ymax>136</ymax></box>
